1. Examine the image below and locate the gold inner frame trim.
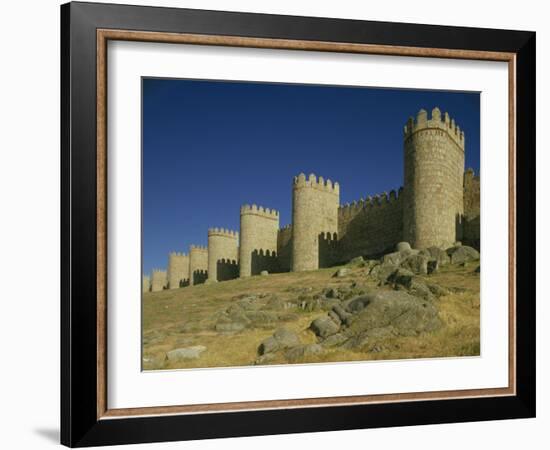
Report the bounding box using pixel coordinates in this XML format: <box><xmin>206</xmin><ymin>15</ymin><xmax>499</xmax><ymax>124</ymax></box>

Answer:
<box><xmin>96</xmin><ymin>28</ymin><xmax>517</xmax><ymax>420</ymax></box>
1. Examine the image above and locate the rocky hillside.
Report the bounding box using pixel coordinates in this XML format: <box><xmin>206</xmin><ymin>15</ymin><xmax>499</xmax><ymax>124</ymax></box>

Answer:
<box><xmin>142</xmin><ymin>244</ymin><xmax>480</xmax><ymax>370</ymax></box>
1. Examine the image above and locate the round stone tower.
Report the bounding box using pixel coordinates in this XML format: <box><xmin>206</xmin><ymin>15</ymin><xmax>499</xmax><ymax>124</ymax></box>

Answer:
<box><xmin>239</xmin><ymin>205</ymin><xmax>279</xmax><ymax>277</ymax></box>
<box><xmin>207</xmin><ymin>228</ymin><xmax>239</xmax><ymax>282</ymax></box>
<box><xmin>403</xmin><ymin>107</ymin><xmax>465</xmax><ymax>249</ymax></box>
<box><xmin>150</xmin><ymin>269</ymin><xmax>167</xmax><ymax>292</ymax></box>
<box><xmin>167</xmin><ymin>251</ymin><xmax>189</xmax><ymax>289</ymax></box>
<box><xmin>291</xmin><ymin>173</ymin><xmax>339</xmax><ymax>271</ymax></box>
<box><xmin>188</xmin><ymin>245</ymin><xmax>208</xmax><ymax>285</ymax></box>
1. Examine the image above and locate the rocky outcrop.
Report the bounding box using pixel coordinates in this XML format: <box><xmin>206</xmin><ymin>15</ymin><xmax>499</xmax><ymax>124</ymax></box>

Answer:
<box><xmin>258</xmin><ymin>327</ymin><xmax>301</xmax><ymax>356</ymax></box>
<box><xmin>447</xmin><ymin>245</ymin><xmax>480</xmax><ymax>265</ymax></box>
<box><xmin>166</xmin><ymin>346</ymin><xmax>206</xmax><ymax>361</ymax></box>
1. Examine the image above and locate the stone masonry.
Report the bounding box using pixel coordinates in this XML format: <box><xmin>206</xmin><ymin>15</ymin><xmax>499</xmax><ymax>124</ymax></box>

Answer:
<box><xmin>208</xmin><ymin>228</ymin><xmax>239</xmax><ymax>282</ymax></box>
<box><xmin>167</xmin><ymin>252</ymin><xmax>189</xmax><ymax>289</ymax></box>
<box><xmin>188</xmin><ymin>245</ymin><xmax>208</xmax><ymax>286</ymax></box>
<box><xmin>150</xmin><ymin>269</ymin><xmax>167</xmax><ymax>292</ymax></box>
<box><xmin>239</xmin><ymin>205</ymin><xmax>279</xmax><ymax>277</ymax></box>
<box><xmin>143</xmin><ymin>107</ymin><xmax>480</xmax><ymax>289</ymax></box>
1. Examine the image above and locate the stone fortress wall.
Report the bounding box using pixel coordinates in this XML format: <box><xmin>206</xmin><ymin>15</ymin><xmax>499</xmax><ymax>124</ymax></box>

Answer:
<box><xmin>207</xmin><ymin>228</ymin><xmax>239</xmax><ymax>282</ymax></box>
<box><xmin>143</xmin><ymin>107</ymin><xmax>480</xmax><ymax>291</ymax></box>
<box><xmin>239</xmin><ymin>205</ymin><xmax>279</xmax><ymax>277</ymax></box>
<box><xmin>337</xmin><ymin>189</ymin><xmax>404</xmax><ymax>262</ymax></box>
<box><xmin>463</xmin><ymin>168</ymin><xmax>481</xmax><ymax>249</ymax></box>
<box><xmin>276</xmin><ymin>224</ymin><xmax>293</xmax><ymax>272</ymax></box>
<box><xmin>167</xmin><ymin>252</ymin><xmax>189</xmax><ymax>289</ymax></box>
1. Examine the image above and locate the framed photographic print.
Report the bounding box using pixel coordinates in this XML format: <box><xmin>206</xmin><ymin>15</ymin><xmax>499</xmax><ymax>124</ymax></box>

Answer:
<box><xmin>61</xmin><ymin>1</ymin><xmax>536</xmax><ymax>447</ymax></box>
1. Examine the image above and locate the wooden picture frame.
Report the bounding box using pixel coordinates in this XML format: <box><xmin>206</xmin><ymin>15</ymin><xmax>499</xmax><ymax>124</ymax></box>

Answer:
<box><xmin>61</xmin><ymin>1</ymin><xmax>535</xmax><ymax>447</ymax></box>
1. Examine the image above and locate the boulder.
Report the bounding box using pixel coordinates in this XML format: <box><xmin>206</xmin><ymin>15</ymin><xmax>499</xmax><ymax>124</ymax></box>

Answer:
<box><xmin>258</xmin><ymin>327</ymin><xmax>301</xmax><ymax>355</ymax></box>
<box><xmin>344</xmin><ymin>290</ymin><xmax>441</xmax><ymax>337</ymax></box>
<box><xmin>388</xmin><ymin>268</ymin><xmax>415</xmax><ymax>288</ymax></box>
<box><xmin>332</xmin><ymin>304</ymin><xmax>354</xmax><ymax>324</ymax></box>
<box><xmin>427</xmin><ymin>259</ymin><xmax>439</xmax><ymax>274</ymax></box>
<box><xmin>399</xmin><ymin>254</ymin><xmax>429</xmax><ymax>275</ymax></box>
<box><xmin>260</xmin><ymin>270</ymin><xmax>269</xmax><ymax>276</ymax></box>
<box><xmin>345</xmin><ymin>295</ymin><xmax>372</xmax><ymax>313</ymax></box>
<box><xmin>333</xmin><ymin>268</ymin><xmax>350</xmax><ymax>278</ymax></box>
<box><xmin>285</xmin><ymin>344</ymin><xmax>323</xmax><ymax>362</ymax></box>
<box><xmin>396</xmin><ymin>242</ymin><xmax>412</xmax><ymax>252</ymax></box>
<box><xmin>310</xmin><ymin>316</ymin><xmax>340</xmax><ymax>338</ymax></box>
<box><xmin>343</xmin><ymin>326</ymin><xmax>396</xmax><ymax>350</ymax></box>
<box><xmin>347</xmin><ymin>256</ymin><xmax>365</xmax><ymax>265</ymax></box>
<box><xmin>423</xmin><ymin>246</ymin><xmax>451</xmax><ymax>266</ymax></box>
<box><xmin>215</xmin><ymin>322</ymin><xmax>246</xmax><ymax>333</ymax></box>
<box><xmin>407</xmin><ymin>279</ymin><xmax>435</xmax><ymax>302</ymax></box>
<box><xmin>318</xmin><ymin>298</ymin><xmax>341</xmax><ymax>311</ymax></box>
<box><xmin>426</xmin><ymin>283</ymin><xmax>450</xmax><ymax>298</ymax></box>
<box><xmin>447</xmin><ymin>245</ymin><xmax>480</xmax><ymax>265</ymax></box>
<box><xmin>321</xmin><ymin>333</ymin><xmax>348</xmax><ymax>347</ymax></box>
<box><xmin>166</xmin><ymin>346</ymin><xmax>206</xmax><ymax>362</ymax></box>
<box><xmin>328</xmin><ymin>310</ymin><xmax>342</xmax><ymax>326</ymax></box>
<box><xmin>369</xmin><ymin>262</ymin><xmax>398</xmax><ymax>284</ymax></box>
<box><xmin>382</xmin><ymin>249</ymin><xmax>419</xmax><ymax>266</ymax></box>
<box><xmin>257</xmin><ymin>336</ymin><xmax>279</xmax><ymax>355</ymax></box>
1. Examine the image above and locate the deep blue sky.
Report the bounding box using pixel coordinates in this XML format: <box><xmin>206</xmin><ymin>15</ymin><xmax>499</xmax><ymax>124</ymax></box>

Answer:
<box><xmin>143</xmin><ymin>78</ymin><xmax>480</xmax><ymax>274</ymax></box>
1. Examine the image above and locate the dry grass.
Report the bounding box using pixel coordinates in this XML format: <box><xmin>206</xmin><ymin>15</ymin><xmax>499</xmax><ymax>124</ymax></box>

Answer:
<box><xmin>142</xmin><ymin>261</ymin><xmax>480</xmax><ymax>370</ymax></box>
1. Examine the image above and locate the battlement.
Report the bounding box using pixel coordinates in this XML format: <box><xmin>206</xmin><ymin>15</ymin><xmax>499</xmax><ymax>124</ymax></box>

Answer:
<box><xmin>338</xmin><ymin>187</ymin><xmax>403</xmax><ymax>217</ymax></box>
<box><xmin>293</xmin><ymin>173</ymin><xmax>340</xmax><ymax>195</ymax></box>
<box><xmin>403</xmin><ymin>107</ymin><xmax>465</xmax><ymax>150</ymax></box>
<box><xmin>279</xmin><ymin>224</ymin><xmax>292</xmax><ymax>231</ymax></box>
<box><xmin>189</xmin><ymin>244</ymin><xmax>208</xmax><ymax>252</ymax></box>
<box><xmin>240</xmin><ymin>204</ymin><xmax>279</xmax><ymax>220</ymax></box>
<box><xmin>169</xmin><ymin>251</ymin><xmax>188</xmax><ymax>257</ymax></box>
<box><xmin>151</xmin><ymin>268</ymin><xmax>166</xmax><ymax>273</ymax></box>
<box><xmin>207</xmin><ymin>228</ymin><xmax>239</xmax><ymax>239</ymax></box>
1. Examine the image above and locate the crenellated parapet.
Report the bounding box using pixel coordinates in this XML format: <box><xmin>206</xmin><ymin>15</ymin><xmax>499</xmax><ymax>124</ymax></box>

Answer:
<box><xmin>240</xmin><ymin>204</ymin><xmax>279</xmax><ymax>220</ymax></box>
<box><xmin>169</xmin><ymin>251</ymin><xmax>188</xmax><ymax>257</ymax></box>
<box><xmin>189</xmin><ymin>244</ymin><xmax>208</xmax><ymax>252</ymax></box>
<box><xmin>338</xmin><ymin>188</ymin><xmax>403</xmax><ymax>219</ymax></box>
<box><xmin>207</xmin><ymin>227</ymin><xmax>239</xmax><ymax>239</ymax></box>
<box><xmin>404</xmin><ymin>107</ymin><xmax>465</xmax><ymax>151</ymax></box>
<box><xmin>293</xmin><ymin>173</ymin><xmax>340</xmax><ymax>196</ymax></box>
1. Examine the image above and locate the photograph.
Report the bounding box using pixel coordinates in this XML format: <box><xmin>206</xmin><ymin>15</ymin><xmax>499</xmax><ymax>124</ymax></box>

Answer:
<box><xmin>141</xmin><ymin>78</ymin><xmax>481</xmax><ymax>370</ymax></box>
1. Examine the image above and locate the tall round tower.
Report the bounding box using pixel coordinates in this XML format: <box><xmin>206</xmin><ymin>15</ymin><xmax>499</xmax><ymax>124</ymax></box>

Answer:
<box><xmin>291</xmin><ymin>173</ymin><xmax>339</xmax><ymax>271</ymax></box>
<box><xmin>167</xmin><ymin>251</ymin><xmax>189</xmax><ymax>289</ymax></box>
<box><xmin>403</xmin><ymin>107</ymin><xmax>465</xmax><ymax>249</ymax></box>
<box><xmin>188</xmin><ymin>245</ymin><xmax>208</xmax><ymax>285</ymax></box>
<box><xmin>239</xmin><ymin>205</ymin><xmax>279</xmax><ymax>277</ymax></box>
<box><xmin>207</xmin><ymin>228</ymin><xmax>239</xmax><ymax>282</ymax></box>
